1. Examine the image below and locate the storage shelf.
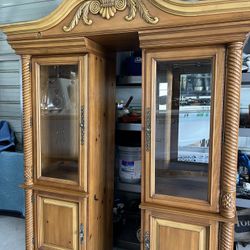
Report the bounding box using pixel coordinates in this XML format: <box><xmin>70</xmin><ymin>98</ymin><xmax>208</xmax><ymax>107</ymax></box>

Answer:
<box><xmin>242</xmin><ymin>72</ymin><xmax>250</xmax><ymax>83</ymax></box>
<box><xmin>116</xmin><ymin>181</ymin><xmax>141</xmax><ymax>193</ymax></box>
<box><xmin>117</xmin><ymin>75</ymin><xmax>142</xmax><ymax>85</ymax></box>
<box><xmin>115</xmin><ymin>240</ymin><xmax>140</xmax><ymax>250</ymax></box>
<box><xmin>117</xmin><ymin>123</ymin><xmax>141</xmax><ymax>131</ymax></box>
<box><xmin>117</xmin><ymin>84</ymin><xmax>141</xmax><ymax>87</ymax></box>
<box><xmin>238</xmin><ymin>145</ymin><xmax>250</xmax><ymax>151</ymax></box>
<box><xmin>114</xmin><ymin>214</ymin><xmax>141</xmax><ymax>249</ymax></box>
<box><xmin>236</xmin><ymin>198</ymin><xmax>250</xmax><ymax>208</ymax></box>
<box><xmin>239</xmin><ymin>128</ymin><xmax>250</xmax><ymax>137</ymax></box>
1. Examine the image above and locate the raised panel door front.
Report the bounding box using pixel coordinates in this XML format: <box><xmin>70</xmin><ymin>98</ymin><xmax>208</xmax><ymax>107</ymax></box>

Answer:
<box><xmin>143</xmin><ymin>209</ymin><xmax>218</xmax><ymax>250</ymax></box>
<box><xmin>152</xmin><ymin>219</ymin><xmax>206</xmax><ymax>250</ymax></box>
<box><xmin>36</xmin><ymin>195</ymin><xmax>85</xmax><ymax>250</ymax></box>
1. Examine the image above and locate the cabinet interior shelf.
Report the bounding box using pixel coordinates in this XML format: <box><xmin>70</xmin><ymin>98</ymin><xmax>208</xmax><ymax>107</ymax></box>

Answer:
<box><xmin>242</xmin><ymin>72</ymin><xmax>250</xmax><ymax>83</ymax></box>
<box><xmin>117</xmin><ymin>123</ymin><xmax>141</xmax><ymax>131</ymax></box>
<box><xmin>239</xmin><ymin>127</ymin><xmax>250</xmax><ymax>137</ymax></box>
<box><xmin>117</xmin><ymin>75</ymin><xmax>142</xmax><ymax>86</ymax></box>
<box><xmin>116</xmin><ymin>84</ymin><xmax>141</xmax><ymax>87</ymax></box>
<box><xmin>236</xmin><ymin>198</ymin><xmax>250</xmax><ymax>208</ymax></box>
<box><xmin>115</xmin><ymin>239</ymin><xmax>140</xmax><ymax>250</ymax></box>
<box><xmin>116</xmin><ymin>180</ymin><xmax>141</xmax><ymax>193</ymax></box>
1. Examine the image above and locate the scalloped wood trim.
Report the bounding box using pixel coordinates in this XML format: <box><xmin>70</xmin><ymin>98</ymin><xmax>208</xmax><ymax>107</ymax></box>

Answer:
<box><xmin>1</xmin><ymin>0</ymin><xmax>250</xmax><ymax>35</ymax></box>
<box><xmin>149</xmin><ymin>0</ymin><xmax>250</xmax><ymax>16</ymax></box>
<box><xmin>0</xmin><ymin>0</ymin><xmax>83</xmax><ymax>35</ymax></box>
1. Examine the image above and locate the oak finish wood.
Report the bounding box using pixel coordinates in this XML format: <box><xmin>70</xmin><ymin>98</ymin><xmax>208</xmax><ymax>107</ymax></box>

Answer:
<box><xmin>30</xmin><ymin>44</ymin><xmax>115</xmax><ymax>250</ymax></box>
<box><xmin>32</xmin><ymin>56</ymin><xmax>87</xmax><ymax>191</ymax></box>
<box><xmin>219</xmin><ymin>42</ymin><xmax>244</xmax><ymax>250</ymax></box>
<box><xmin>143</xmin><ymin>208</ymin><xmax>218</xmax><ymax>250</ymax></box>
<box><xmin>21</xmin><ymin>55</ymin><xmax>34</xmax><ymax>250</ymax></box>
<box><xmin>220</xmin><ymin>42</ymin><xmax>244</xmax><ymax>219</ymax></box>
<box><xmin>152</xmin><ymin>219</ymin><xmax>206</xmax><ymax>250</ymax></box>
<box><xmin>220</xmin><ymin>222</ymin><xmax>235</xmax><ymax>250</ymax></box>
<box><xmin>104</xmin><ymin>54</ymin><xmax>116</xmax><ymax>250</ymax></box>
<box><xmin>2</xmin><ymin>1</ymin><xmax>250</xmax><ymax>249</ymax></box>
<box><xmin>143</xmin><ymin>46</ymin><xmax>224</xmax><ymax>213</ymax></box>
<box><xmin>86</xmin><ymin>52</ymin><xmax>113</xmax><ymax>250</ymax></box>
<box><xmin>38</xmin><ymin>197</ymin><xmax>79</xmax><ymax>250</ymax></box>
<box><xmin>25</xmin><ymin>184</ymin><xmax>88</xmax><ymax>199</ymax></box>
<box><xmin>34</xmin><ymin>191</ymin><xmax>86</xmax><ymax>250</ymax></box>
<box><xmin>2</xmin><ymin>0</ymin><xmax>250</xmax><ymax>39</ymax></box>
<box><xmin>140</xmin><ymin>203</ymin><xmax>235</xmax><ymax>223</ymax></box>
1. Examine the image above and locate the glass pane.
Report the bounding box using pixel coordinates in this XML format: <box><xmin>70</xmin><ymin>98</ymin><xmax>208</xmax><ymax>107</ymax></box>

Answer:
<box><xmin>40</xmin><ymin>64</ymin><xmax>79</xmax><ymax>182</ymax></box>
<box><xmin>155</xmin><ymin>59</ymin><xmax>212</xmax><ymax>201</ymax></box>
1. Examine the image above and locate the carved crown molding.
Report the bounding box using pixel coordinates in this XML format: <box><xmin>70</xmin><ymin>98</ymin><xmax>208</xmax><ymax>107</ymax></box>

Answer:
<box><xmin>1</xmin><ymin>0</ymin><xmax>250</xmax><ymax>35</ymax></box>
<box><xmin>150</xmin><ymin>0</ymin><xmax>250</xmax><ymax>16</ymax></box>
<box><xmin>63</xmin><ymin>0</ymin><xmax>159</xmax><ymax>32</ymax></box>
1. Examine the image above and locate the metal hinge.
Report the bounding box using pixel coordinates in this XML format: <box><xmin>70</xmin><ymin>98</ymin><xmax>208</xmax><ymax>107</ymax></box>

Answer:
<box><xmin>80</xmin><ymin>106</ymin><xmax>85</xmax><ymax>145</ymax></box>
<box><xmin>144</xmin><ymin>231</ymin><xmax>150</xmax><ymax>250</ymax></box>
<box><xmin>79</xmin><ymin>223</ymin><xmax>84</xmax><ymax>244</ymax></box>
<box><xmin>145</xmin><ymin>108</ymin><xmax>151</xmax><ymax>151</ymax></box>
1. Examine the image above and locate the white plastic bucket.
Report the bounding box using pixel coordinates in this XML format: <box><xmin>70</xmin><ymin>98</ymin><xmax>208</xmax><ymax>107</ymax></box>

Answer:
<box><xmin>118</xmin><ymin>146</ymin><xmax>141</xmax><ymax>184</ymax></box>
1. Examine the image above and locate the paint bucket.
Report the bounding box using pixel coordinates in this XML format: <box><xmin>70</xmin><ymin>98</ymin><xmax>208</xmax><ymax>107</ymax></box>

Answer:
<box><xmin>118</xmin><ymin>146</ymin><xmax>141</xmax><ymax>184</ymax></box>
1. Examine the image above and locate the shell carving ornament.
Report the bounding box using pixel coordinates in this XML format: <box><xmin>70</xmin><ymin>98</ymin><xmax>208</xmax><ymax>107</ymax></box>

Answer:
<box><xmin>63</xmin><ymin>0</ymin><xmax>159</xmax><ymax>31</ymax></box>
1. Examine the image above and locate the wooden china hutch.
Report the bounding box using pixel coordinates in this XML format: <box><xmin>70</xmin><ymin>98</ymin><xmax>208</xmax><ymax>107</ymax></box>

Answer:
<box><xmin>1</xmin><ymin>0</ymin><xmax>250</xmax><ymax>249</ymax></box>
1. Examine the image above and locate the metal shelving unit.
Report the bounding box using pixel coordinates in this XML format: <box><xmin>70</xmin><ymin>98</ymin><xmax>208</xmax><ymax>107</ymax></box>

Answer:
<box><xmin>239</xmin><ymin>128</ymin><xmax>250</xmax><ymax>137</ymax></box>
<box><xmin>117</xmin><ymin>75</ymin><xmax>142</xmax><ymax>85</ymax></box>
<box><xmin>114</xmin><ymin>68</ymin><xmax>142</xmax><ymax>249</ymax></box>
<box><xmin>117</xmin><ymin>123</ymin><xmax>141</xmax><ymax>131</ymax></box>
<box><xmin>236</xmin><ymin>198</ymin><xmax>250</xmax><ymax>208</ymax></box>
<box><xmin>115</xmin><ymin>240</ymin><xmax>140</xmax><ymax>250</ymax></box>
<box><xmin>116</xmin><ymin>181</ymin><xmax>141</xmax><ymax>193</ymax></box>
<box><xmin>242</xmin><ymin>72</ymin><xmax>250</xmax><ymax>83</ymax></box>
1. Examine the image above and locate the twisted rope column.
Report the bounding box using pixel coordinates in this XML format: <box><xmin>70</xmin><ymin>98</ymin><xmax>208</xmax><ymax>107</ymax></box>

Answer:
<box><xmin>220</xmin><ymin>223</ymin><xmax>235</xmax><ymax>250</ymax></box>
<box><xmin>22</xmin><ymin>55</ymin><xmax>34</xmax><ymax>250</ymax></box>
<box><xmin>220</xmin><ymin>42</ymin><xmax>243</xmax><ymax>250</ymax></box>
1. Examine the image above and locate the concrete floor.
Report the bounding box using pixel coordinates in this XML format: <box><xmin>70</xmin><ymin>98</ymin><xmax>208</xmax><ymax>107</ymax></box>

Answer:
<box><xmin>0</xmin><ymin>216</ymin><xmax>127</xmax><ymax>250</ymax></box>
<box><xmin>0</xmin><ymin>216</ymin><xmax>25</xmax><ymax>250</ymax></box>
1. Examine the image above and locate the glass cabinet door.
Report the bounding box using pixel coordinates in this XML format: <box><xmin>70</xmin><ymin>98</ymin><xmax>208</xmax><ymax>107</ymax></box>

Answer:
<box><xmin>34</xmin><ymin>57</ymin><xmax>86</xmax><ymax>186</ymax></box>
<box><xmin>155</xmin><ymin>59</ymin><xmax>211</xmax><ymax>201</ymax></box>
<box><xmin>145</xmin><ymin>48</ymin><xmax>224</xmax><ymax>211</ymax></box>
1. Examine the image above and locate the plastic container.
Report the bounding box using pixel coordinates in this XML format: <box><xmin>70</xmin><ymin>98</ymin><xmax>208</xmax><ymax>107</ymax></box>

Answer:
<box><xmin>118</xmin><ymin>146</ymin><xmax>141</xmax><ymax>184</ymax></box>
<box><xmin>121</xmin><ymin>51</ymin><xmax>142</xmax><ymax>76</ymax></box>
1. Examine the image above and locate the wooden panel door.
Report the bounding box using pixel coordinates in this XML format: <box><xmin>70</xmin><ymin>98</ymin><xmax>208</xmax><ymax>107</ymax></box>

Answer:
<box><xmin>143</xmin><ymin>209</ymin><xmax>218</xmax><ymax>250</ymax></box>
<box><xmin>152</xmin><ymin>220</ymin><xmax>206</xmax><ymax>250</ymax></box>
<box><xmin>35</xmin><ymin>193</ymin><xmax>86</xmax><ymax>250</ymax></box>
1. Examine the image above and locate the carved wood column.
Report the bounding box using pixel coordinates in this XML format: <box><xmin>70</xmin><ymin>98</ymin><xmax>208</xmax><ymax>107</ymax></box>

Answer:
<box><xmin>22</xmin><ymin>55</ymin><xmax>34</xmax><ymax>250</ymax></box>
<box><xmin>220</xmin><ymin>42</ymin><xmax>243</xmax><ymax>250</ymax></box>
